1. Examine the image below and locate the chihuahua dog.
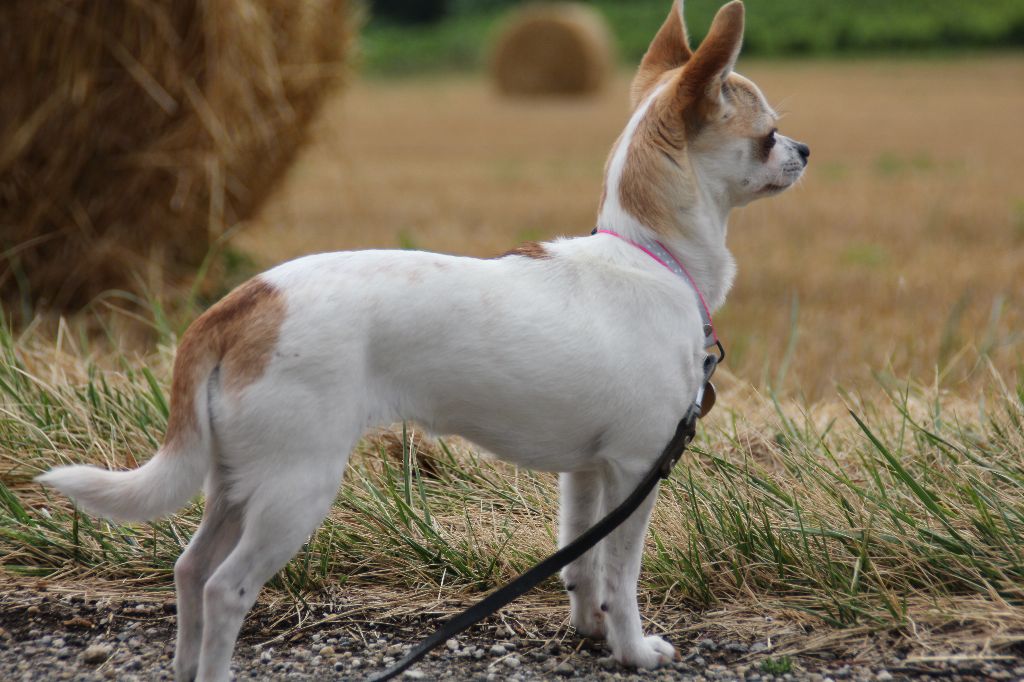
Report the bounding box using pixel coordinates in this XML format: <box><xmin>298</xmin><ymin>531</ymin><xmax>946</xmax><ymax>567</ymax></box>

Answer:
<box><xmin>39</xmin><ymin>1</ymin><xmax>807</xmax><ymax>679</ymax></box>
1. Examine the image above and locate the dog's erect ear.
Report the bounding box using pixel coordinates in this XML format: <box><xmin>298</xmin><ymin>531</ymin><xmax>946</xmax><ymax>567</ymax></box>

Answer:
<box><xmin>630</xmin><ymin>1</ymin><xmax>692</xmax><ymax>108</ymax></box>
<box><xmin>675</xmin><ymin>0</ymin><xmax>744</xmax><ymax>125</ymax></box>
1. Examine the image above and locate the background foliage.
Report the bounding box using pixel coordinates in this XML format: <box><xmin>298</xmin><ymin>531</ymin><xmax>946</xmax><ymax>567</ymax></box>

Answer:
<box><xmin>363</xmin><ymin>0</ymin><xmax>1024</xmax><ymax>75</ymax></box>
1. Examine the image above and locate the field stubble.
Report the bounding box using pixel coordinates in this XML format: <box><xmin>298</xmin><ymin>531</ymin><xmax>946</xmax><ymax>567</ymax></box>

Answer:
<box><xmin>2</xmin><ymin>57</ymin><xmax>1024</xmax><ymax>666</ymax></box>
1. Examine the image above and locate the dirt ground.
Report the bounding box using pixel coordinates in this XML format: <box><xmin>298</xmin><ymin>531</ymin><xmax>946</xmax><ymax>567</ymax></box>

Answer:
<box><xmin>3</xmin><ymin>580</ymin><xmax>1022</xmax><ymax>681</ymax></box>
<box><xmin>238</xmin><ymin>57</ymin><xmax>1024</xmax><ymax>397</ymax></box>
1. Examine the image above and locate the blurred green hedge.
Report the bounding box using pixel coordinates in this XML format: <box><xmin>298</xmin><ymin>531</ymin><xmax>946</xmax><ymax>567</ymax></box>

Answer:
<box><xmin>362</xmin><ymin>0</ymin><xmax>1024</xmax><ymax>75</ymax></box>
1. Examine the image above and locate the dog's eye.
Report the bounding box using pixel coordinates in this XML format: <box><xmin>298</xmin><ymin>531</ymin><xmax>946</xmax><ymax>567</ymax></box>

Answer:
<box><xmin>763</xmin><ymin>129</ymin><xmax>777</xmax><ymax>152</ymax></box>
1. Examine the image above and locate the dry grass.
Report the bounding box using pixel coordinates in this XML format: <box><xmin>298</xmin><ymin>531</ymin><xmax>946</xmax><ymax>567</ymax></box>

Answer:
<box><xmin>490</xmin><ymin>3</ymin><xmax>614</xmax><ymax>96</ymax></box>
<box><xmin>0</xmin><ymin>0</ymin><xmax>353</xmax><ymax>315</ymax></box>
<box><xmin>1</xmin><ymin>315</ymin><xmax>1023</xmax><ymax>658</ymax></box>
<box><xmin>239</xmin><ymin>56</ymin><xmax>1024</xmax><ymax>397</ymax></box>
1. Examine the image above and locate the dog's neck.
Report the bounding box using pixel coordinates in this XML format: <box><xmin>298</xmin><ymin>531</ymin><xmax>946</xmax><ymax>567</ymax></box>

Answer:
<box><xmin>596</xmin><ymin>198</ymin><xmax>736</xmax><ymax>314</ymax></box>
<box><xmin>595</xmin><ymin>84</ymin><xmax>737</xmax><ymax>313</ymax></box>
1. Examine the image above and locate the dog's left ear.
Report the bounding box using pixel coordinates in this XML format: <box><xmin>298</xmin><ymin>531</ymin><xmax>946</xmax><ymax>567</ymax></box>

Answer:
<box><xmin>674</xmin><ymin>0</ymin><xmax>744</xmax><ymax>127</ymax></box>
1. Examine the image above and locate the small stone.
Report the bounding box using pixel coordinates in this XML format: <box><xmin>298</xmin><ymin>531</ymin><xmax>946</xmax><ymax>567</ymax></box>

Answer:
<box><xmin>446</xmin><ymin>638</ymin><xmax>460</xmax><ymax>652</ymax></box>
<box><xmin>698</xmin><ymin>638</ymin><xmax>717</xmax><ymax>651</ymax></box>
<box><xmin>555</xmin><ymin>661</ymin><xmax>575</xmax><ymax>676</ymax></box>
<box><xmin>55</xmin><ymin>646</ymin><xmax>73</xmax><ymax>659</ymax></box>
<box><xmin>350</xmin><ymin>658</ymin><xmax>362</xmax><ymax>669</ymax></box>
<box><xmin>27</xmin><ymin>606</ymin><xmax>40</xmax><ymax>615</ymax></box>
<box><xmin>834</xmin><ymin>665</ymin><xmax>852</xmax><ymax>679</ymax></box>
<box><xmin>386</xmin><ymin>644</ymin><xmax>405</xmax><ymax>657</ymax></box>
<box><xmin>404</xmin><ymin>670</ymin><xmax>427</xmax><ymax>680</ymax></box>
<box><xmin>260</xmin><ymin>651</ymin><xmax>272</xmax><ymax>664</ymax></box>
<box><xmin>505</xmin><ymin>656</ymin><xmax>521</xmax><ymax>669</ymax></box>
<box><xmin>598</xmin><ymin>656</ymin><xmax>615</xmax><ymax>670</ymax></box>
<box><xmin>473</xmin><ymin>648</ymin><xmax>484</xmax><ymax>660</ymax></box>
<box><xmin>489</xmin><ymin>644</ymin><xmax>507</xmax><ymax>657</ymax></box>
<box><xmin>319</xmin><ymin>646</ymin><xmax>335</xmax><ymax>657</ymax></box>
<box><xmin>875</xmin><ymin>672</ymin><xmax>892</xmax><ymax>682</ymax></box>
<box><xmin>750</xmin><ymin>642</ymin><xmax>769</xmax><ymax>654</ymax></box>
<box><xmin>83</xmin><ymin>644</ymin><xmax>113</xmax><ymax>664</ymax></box>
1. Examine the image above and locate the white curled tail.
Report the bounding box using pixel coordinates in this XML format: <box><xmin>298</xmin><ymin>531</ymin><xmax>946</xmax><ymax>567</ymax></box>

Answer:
<box><xmin>36</xmin><ymin>277</ymin><xmax>285</xmax><ymax>522</ymax></box>
<box><xmin>36</xmin><ymin>359</ymin><xmax>215</xmax><ymax>522</ymax></box>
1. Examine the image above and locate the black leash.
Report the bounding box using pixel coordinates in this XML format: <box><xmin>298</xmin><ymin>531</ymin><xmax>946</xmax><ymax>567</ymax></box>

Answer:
<box><xmin>366</xmin><ymin>352</ymin><xmax>720</xmax><ymax>681</ymax></box>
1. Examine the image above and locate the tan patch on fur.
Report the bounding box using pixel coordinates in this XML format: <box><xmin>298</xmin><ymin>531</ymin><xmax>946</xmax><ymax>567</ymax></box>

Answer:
<box><xmin>499</xmin><ymin>242</ymin><xmax>550</xmax><ymax>259</ymax></box>
<box><xmin>618</xmin><ymin>89</ymin><xmax>693</xmax><ymax>236</ymax></box>
<box><xmin>165</xmin><ymin>277</ymin><xmax>285</xmax><ymax>449</ymax></box>
<box><xmin>720</xmin><ymin>74</ymin><xmax>776</xmax><ymax>135</ymax></box>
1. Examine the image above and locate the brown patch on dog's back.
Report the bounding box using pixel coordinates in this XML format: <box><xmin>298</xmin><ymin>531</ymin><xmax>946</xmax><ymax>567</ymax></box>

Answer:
<box><xmin>498</xmin><ymin>242</ymin><xmax>550</xmax><ymax>260</ymax></box>
<box><xmin>165</xmin><ymin>277</ymin><xmax>286</xmax><ymax>449</ymax></box>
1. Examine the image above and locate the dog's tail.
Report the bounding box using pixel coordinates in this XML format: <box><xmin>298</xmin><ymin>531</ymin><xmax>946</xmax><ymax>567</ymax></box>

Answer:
<box><xmin>37</xmin><ymin>324</ymin><xmax>221</xmax><ymax>523</ymax></box>
<box><xmin>37</xmin><ymin>278</ymin><xmax>284</xmax><ymax>522</ymax></box>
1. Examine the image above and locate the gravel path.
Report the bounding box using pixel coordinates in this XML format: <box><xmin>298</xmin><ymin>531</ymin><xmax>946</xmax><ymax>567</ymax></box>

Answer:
<box><xmin>1</xmin><ymin>589</ymin><xmax>1021</xmax><ymax>681</ymax></box>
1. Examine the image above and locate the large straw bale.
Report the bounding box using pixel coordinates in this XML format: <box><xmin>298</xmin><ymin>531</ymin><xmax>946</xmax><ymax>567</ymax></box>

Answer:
<box><xmin>491</xmin><ymin>3</ymin><xmax>614</xmax><ymax>97</ymax></box>
<box><xmin>0</xmin><ymin>0</ymin><xmax>353</xmax><ymax>315</ymax></box>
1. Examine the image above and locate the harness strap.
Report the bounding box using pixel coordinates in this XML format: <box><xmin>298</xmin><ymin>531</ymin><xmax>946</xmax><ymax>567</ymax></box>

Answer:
<box><xmin>366</xmin><ymin>354</ymin><xmax>720</xmax><ymax>682</ymax></box>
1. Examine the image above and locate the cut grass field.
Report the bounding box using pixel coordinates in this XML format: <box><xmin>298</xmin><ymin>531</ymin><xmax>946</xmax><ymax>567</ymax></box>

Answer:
<box><xmin>2</xmin><ymin>57</ymin><xmax>1023</xmax><ymax>662</ymax></box>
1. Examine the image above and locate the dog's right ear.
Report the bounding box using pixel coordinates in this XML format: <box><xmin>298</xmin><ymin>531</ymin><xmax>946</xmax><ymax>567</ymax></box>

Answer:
<box><xmin>630</xmin><ymin>0</ymin><xmax>692</xmax><ymax>109</ymax></box>
<box><xmin>674</xmin><ymin>1</ymin><xmax>745</xmax><ymax>128</ymax></box>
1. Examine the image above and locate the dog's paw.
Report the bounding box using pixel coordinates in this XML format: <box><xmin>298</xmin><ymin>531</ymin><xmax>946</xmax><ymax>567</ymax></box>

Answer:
<box><xmin>613</xmin><ymin>635</ymin><xmax>675</xmax><ymax>668</ymax></box>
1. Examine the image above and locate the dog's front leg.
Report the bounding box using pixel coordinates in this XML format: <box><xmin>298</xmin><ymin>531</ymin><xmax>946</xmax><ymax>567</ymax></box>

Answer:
<box><xmin>558</xmin><ymin>470</ymin><xmax>605</xmax><ymax>638</ymax></box>
<box><xmin>599</xmin><ymin>465</ymin><xmax>674</xmax><ymax>668</ymax></box>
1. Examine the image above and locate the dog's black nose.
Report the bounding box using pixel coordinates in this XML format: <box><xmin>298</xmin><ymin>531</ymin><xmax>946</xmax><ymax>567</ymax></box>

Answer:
<box><xmin>795</xmin><ymin>142</ymin><xmax>810</xmax><ymax>166</ymax></box>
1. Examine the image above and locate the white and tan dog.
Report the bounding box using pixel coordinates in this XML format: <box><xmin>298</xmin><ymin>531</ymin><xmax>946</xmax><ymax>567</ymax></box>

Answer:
<box><xmin>38</xmin><ymin>1</ymin><xmax>807</xmax><ymax>679</ymax></box>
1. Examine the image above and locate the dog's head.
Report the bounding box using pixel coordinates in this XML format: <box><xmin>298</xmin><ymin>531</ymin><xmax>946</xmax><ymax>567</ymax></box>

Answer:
<box><xmin>601</xmin><ymin>1</ymin><xmax>808</xmax><ymax>235</ymax></box>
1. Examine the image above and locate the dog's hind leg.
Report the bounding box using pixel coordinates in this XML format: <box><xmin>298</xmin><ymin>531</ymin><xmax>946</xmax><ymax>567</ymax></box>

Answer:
<box><xmin>559</xmin><ymin>469</ymin><xmax>606</xmax><ymax>639</ymax></box>
<box><xmin>172</xmin><ymin>471</ymin><xmax>243</xmax><ymax>682</ymax></box>
<box><xmin>599</xmin><ymin>464</ymin><xmax>674</xmax><ymax>668</ymax></box>
<box><xmin>193</xmin><ymin>451</ymin><xmax>351</xmax><ymax>682</ymax></box>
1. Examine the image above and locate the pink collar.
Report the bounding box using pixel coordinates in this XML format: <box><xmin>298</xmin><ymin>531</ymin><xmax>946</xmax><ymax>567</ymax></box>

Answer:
<box><xmin>594</xmin><ymin>229</ymin><xmax>720</xmax><ymax>350</ymax></box>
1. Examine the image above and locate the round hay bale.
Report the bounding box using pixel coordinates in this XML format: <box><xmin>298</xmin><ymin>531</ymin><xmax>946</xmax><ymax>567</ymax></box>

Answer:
<box><xmin>0</xmin><ymin>0</ymin><xmax>354</xmax><ymax>315</ymax></box>
<box><xmin>491</xmin><ymin>3</ymin><xmax>615</xmax><ymax>97</ymax></box>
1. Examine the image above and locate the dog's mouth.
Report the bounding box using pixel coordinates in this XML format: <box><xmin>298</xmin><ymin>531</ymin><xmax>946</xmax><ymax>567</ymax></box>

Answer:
<box><xmin>759</xmin><ymin>182</ymin><xmax>789</xmax><ymax>194</ymax></box>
